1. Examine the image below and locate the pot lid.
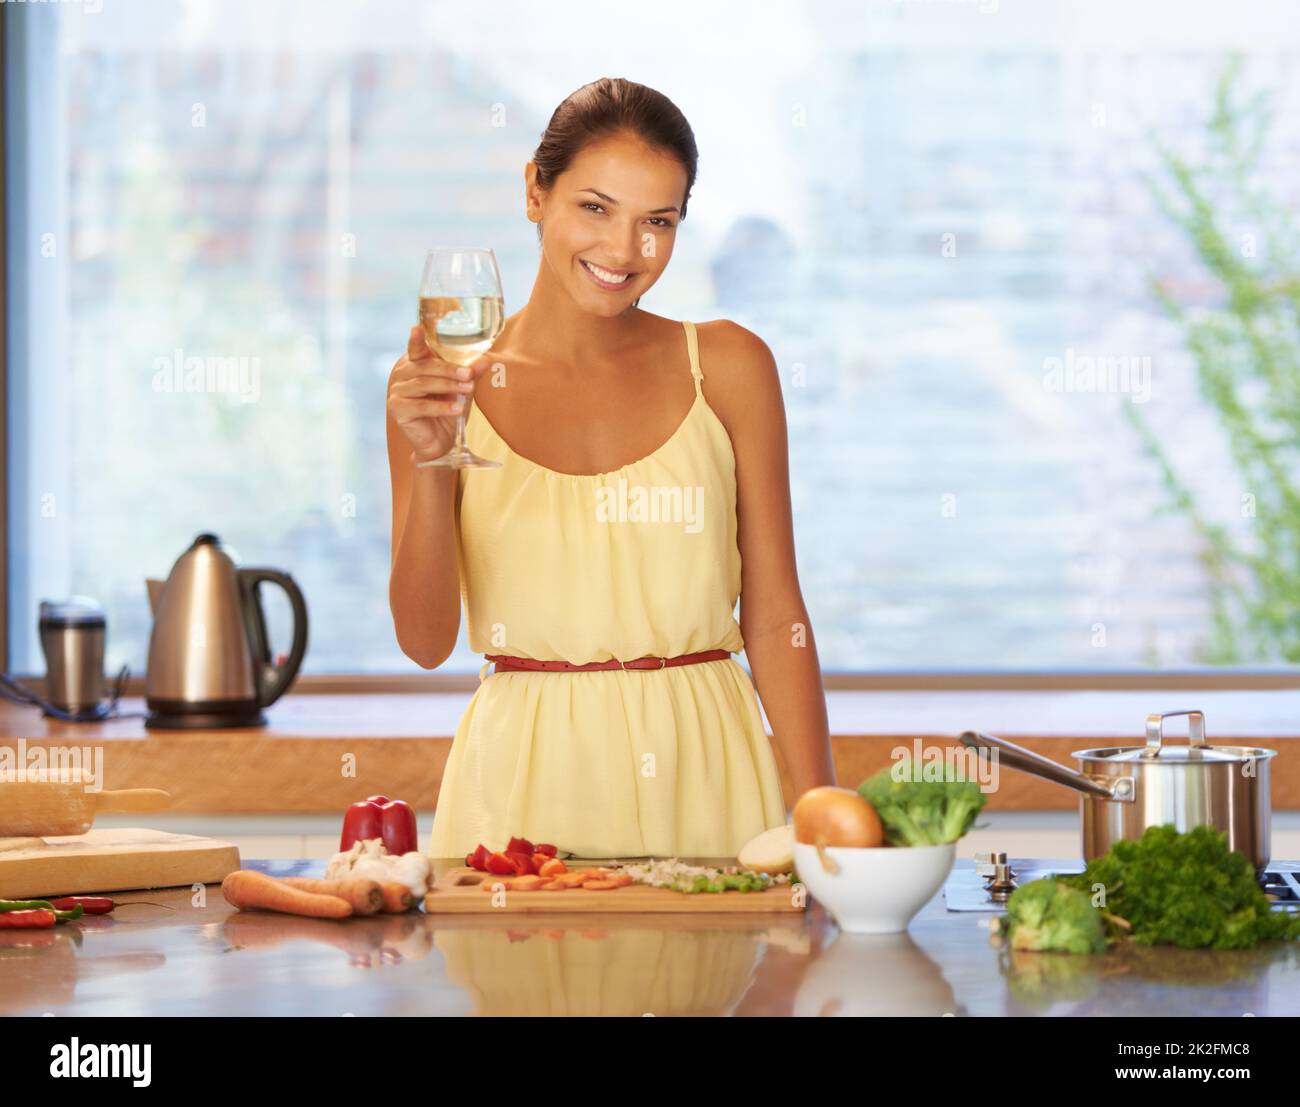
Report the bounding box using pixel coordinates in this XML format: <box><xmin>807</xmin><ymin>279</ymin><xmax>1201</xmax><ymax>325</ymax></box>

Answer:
<box><xmin>1073</xmin><ymin>709</ymin><xmax>1276</xmax><ymax>764</ymax></box>
<box><xmin>1075</xmin><ymin>744</ymin><xmax>1269</xmax><ymax>764</ymax></box>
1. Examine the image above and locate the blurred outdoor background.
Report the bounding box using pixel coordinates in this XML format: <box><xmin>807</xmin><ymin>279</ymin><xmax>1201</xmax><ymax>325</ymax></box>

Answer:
<box><xmin>6</xmin><ymin>0</ymin><xmax>1300</xmax><ymax>676</ymax></box>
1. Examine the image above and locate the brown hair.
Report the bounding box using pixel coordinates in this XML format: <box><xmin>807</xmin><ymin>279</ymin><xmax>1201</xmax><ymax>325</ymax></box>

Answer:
<box><xmin>531</xmin><ymin>78</ymin><xmax>699</xmax><ymax>283</ymax></box>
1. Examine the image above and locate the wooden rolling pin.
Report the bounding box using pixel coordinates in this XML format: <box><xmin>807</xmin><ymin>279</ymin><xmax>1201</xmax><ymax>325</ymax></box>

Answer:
<box><xmin>0</xmin><ymin>781</ymin><xmax>172</xmax><ymax>837</ymax></box>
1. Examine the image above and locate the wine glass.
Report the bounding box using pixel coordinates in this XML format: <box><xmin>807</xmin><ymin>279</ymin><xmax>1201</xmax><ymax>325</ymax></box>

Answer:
<box><xmin>415</xmin><ymin>246</ymin><xmax>504</xmax><ymax>469</ymax></box>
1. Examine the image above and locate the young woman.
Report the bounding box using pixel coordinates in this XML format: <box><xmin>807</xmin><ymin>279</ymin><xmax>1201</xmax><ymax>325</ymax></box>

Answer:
<box><xmin>387</xmin><ymin>78</ymin><xmax>833</xmax><ymax>859</ymax></box>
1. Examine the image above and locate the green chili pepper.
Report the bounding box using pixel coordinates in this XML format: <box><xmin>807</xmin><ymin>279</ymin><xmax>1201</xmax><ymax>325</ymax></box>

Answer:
<box><xmin>0</xmin><ymin>899</ymin><xmax>83</xmax><ymax>922</ymax></box>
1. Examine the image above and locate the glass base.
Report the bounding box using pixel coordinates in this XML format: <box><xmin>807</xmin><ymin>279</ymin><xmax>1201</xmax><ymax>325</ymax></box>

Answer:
<box><xmin>416</xmin><ymin>446</ymin><xmax>502</xmax><ymax>470</ymax></box>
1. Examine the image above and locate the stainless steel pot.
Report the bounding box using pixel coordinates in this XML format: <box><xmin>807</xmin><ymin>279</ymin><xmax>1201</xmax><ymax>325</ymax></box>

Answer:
<box><xmin>960</xmin><ymin>709</ymin><xmax>1276</xmax><ymax>874</ymax></box>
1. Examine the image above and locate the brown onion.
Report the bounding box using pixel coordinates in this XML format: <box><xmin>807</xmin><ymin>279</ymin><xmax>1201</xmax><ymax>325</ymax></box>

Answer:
<box><xmin>792</xmin><ymin>786</ymin><xmax>884</xmax><ymax>849</ymax></box>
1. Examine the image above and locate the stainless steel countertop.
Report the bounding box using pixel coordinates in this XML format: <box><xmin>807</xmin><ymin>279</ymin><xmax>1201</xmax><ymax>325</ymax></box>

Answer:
<box><xmin>3</xmin><ymin>858</ymin><xmax>1298</xmax><ymax>1016</ymax></box>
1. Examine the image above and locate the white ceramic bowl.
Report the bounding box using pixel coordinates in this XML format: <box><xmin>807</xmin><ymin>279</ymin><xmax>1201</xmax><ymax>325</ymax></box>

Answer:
<box><xmin>793</xmin><ymin>841</ymin><xmax>956</xmax><ymax>934</ymax></box>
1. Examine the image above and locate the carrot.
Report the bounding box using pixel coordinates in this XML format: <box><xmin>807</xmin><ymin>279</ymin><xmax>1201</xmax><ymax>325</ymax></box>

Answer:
<box><xmin>222</xmin><ymin>871</ymin><xmax>352</xmax><ymax>918</ymax></box>
<box><xmin>581</xmin><ymin>880</ymin><xmax>622</xmax><ymax>890</ymax></box>
<box><xmin>553</xmin><ymin>872</ymin><xmax>592</xmax><ymax>887</ymax></box>
<box><xmin>280</xmin><ymin>877</ymin><xmax>382</xmax><ymax>915</ymax></box>
<box><xmin>379</xmin><ymin>883</ymin><xmax>415</xmax><ymax>913</ymax></box>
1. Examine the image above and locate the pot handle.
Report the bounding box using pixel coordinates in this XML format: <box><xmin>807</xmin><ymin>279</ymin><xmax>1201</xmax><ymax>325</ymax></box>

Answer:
<box><xmin>959</xmin><ymin>730</ymin><xmax>1133</xmax><ymax>801</ymax></box>
<box><xmin>1144</xmin><ymin>709</ymin><xmax>1206</xmax><ymax>759</ymax></box>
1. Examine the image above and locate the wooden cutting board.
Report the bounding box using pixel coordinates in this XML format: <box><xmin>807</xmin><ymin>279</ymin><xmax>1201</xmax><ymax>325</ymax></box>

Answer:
<box><xmin>0</xmin><ymin>827</ymin><xmax>241</xmax><ymax>898</ymax></box>
<box><xmin>425</xmin><ymin>866</ymin><xmax>805</xmax><ymax>914</ymax></box>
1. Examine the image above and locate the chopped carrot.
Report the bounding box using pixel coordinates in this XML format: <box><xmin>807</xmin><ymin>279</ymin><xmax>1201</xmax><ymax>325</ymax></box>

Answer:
<box><xmin>539</xmin><ymin>859</ymin><xmax>567</xmax><ymax>877</ymax></box>
<box><xmin>581</xmin><ymin>880</ymin><xmax>622</xmax><ymax>890</ymax></box>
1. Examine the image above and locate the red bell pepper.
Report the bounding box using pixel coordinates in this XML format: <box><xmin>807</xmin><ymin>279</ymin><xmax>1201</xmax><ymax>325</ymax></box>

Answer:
<box><xmin>340</xmin><ymin>796</ymin><xmax>418</xmax><ymax>855</ymax></box>
<box><xmin>534</xmin><ymin>843</ymin><xmax>557</xmax><ymax>857</ymax></box>
<box><xmin>506</xmin><ymin>836</ymin><xmax>535</xmax><ymax>856</ymax></box>
<box><xmin>379</xmin><ymin>800</ymin><xmax>418</xmax><ymax>856</ymax></box>
<box><xmin>340</xmin><ymin>800</ymin><xmax>383</xmax><ymax>852</ymax></box>
<box><xmin>466</xmin><ymin>844</ymin><xmax>492</xmax><ymax>871</ymax></box>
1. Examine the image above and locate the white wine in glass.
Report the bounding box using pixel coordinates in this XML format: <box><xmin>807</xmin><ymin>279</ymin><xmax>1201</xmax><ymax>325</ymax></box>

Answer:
<box><xmin>415</xmin><ymin>247</ymin><xmax>504</xmax><ymax>469</ymax></box>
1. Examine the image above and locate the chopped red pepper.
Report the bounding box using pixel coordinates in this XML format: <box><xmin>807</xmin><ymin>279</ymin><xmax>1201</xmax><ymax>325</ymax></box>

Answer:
<box><xmin>505</xmin><ymin>836</ymin><xmax>535</xmax><ymax>856</ymax></box>
<box><xmin>464</xmin><ymin>837</ymin><xmax>561</xmax><ymax>874</ymax></box>
<box><xmin>485</xmin><ymin>852</ymin><xmax>517</xmax><ymax>876</ymax></box>
<box><xmin>505</xmin><ymin>851</ymin><xmax>535</xmax><ymax>875</ymax></box>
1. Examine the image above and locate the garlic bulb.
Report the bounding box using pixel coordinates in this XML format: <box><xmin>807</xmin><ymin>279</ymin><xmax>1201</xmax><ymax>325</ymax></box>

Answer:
<box><xmin>324</xmin><ymin>836</ymin><xmax>432</xmax><ymax>897</ymax></box>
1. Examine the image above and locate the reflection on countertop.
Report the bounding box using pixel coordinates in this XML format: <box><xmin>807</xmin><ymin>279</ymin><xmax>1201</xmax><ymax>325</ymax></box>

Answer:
<box><xmin>1</xmin><ymin>859</ymin><xmax>1298</xmax><ymax>1016</ymax></box>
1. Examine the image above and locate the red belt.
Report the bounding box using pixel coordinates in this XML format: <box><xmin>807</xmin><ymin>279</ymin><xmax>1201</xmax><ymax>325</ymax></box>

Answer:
<box><xmin>484</xmin><ymin>648</ymin><xmax>732</xmax><ymax>673</ymax></box>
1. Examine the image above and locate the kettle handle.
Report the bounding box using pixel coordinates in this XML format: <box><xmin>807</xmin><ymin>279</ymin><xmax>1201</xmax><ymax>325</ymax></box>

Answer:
<box><xmin>238</xmin><ymin>568</ymin><xmax>309</xmax><ymax>709</ymax></box>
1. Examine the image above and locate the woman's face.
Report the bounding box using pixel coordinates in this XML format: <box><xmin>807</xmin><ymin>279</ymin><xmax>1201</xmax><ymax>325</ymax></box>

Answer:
<box><xmin>528</xmin><ymin>131</ymin><xmax>686</xmax><ymax>317</ymax></box>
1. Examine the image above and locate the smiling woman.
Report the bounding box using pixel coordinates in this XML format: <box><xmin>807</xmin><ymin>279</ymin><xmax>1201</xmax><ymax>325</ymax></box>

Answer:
<box><xmin>385</xmin><ymin>77</ymin><xmax>835</xmax><ymax>858</ymax></box>
<box><xmin>527</xmin><ymin>78</ymin><xmax>698</xmax><ymax>311</ymax></box>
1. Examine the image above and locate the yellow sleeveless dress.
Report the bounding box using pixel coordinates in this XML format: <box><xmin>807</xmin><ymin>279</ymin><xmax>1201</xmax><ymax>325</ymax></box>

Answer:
<box><xmin>427</xmin><ymin>320</ymin><xmax>787</xmax><ymax>859</ymax></box>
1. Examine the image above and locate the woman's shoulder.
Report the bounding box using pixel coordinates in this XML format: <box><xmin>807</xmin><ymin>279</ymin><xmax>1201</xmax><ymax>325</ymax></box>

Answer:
<box><xmin>690</xmin><ymin>319</ymin><xmax>781</xmax><ymax>398</ymax></box>
<box><xmin>691</xmin><ymin>319</ymin><xmax>776</xmax><ymax>370</ymax></box>
<box><xmin>685</xmin><ymin>319</ymin><xmax>785</xmax><ymax>447</ymax></box>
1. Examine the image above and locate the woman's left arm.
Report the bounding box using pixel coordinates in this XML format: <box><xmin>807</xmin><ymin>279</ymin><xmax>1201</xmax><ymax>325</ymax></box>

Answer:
<box><xmin>700</xmin><ymin>322</ymin><xmax>835</xmax><ymax>802</ymax></box>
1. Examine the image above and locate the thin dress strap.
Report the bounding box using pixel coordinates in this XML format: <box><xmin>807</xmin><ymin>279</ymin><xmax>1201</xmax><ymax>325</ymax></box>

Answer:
<box><xmin>683</xmin><ymin>319</ymin><xmax>704</xmax><ymax>396</ymax></box>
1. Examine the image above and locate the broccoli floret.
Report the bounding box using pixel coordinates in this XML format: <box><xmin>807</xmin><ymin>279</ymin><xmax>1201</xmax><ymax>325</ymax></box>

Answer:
<box><xmin>857</xmin><ymin>760</ymin><xmax>988</xmax><ymax>846</ymax></box>
<box><xmin>999</xmin><ymin>879</ymin><xmax>1107</xmax><ymax>955</ymax></box>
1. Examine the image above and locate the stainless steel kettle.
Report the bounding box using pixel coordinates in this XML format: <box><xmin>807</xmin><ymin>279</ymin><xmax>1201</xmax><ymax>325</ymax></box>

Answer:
<box><xmin>144</xmin><ymin>533</ymin><xmax>308</xmax><ymax>729</ymax></box>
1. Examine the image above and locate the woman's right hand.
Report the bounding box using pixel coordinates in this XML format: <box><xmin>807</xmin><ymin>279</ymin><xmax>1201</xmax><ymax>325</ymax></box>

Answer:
<box><xmin>387</xmin><ymin>324</ymin><xmax>493</xmax><ymax>465</ymax></box>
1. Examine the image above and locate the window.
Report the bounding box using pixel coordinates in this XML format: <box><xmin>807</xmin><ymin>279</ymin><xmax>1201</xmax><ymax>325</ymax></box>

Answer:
<box><xmin>6</xmin><ymin>0</ymin><xmax>1299</xmax><ymax>677</ymax></box>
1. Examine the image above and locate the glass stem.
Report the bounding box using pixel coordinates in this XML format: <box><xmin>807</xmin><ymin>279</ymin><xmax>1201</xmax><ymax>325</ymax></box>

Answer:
<box><xmin>452</xmin><ymin>411</ymin><xmax>468</xmax><ymax>454</ymax></box>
